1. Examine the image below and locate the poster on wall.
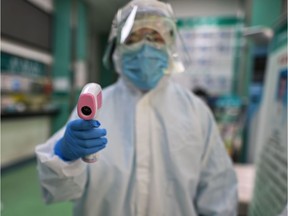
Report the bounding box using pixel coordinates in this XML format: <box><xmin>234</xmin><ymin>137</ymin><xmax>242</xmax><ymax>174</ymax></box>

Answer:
<box><xmin>249</xmin><ymin>18</ymin><xmax>287</xmax><ymax>216</ymax></box>
<box><xmin>176</xmin><ymin>16</ymin><xmax>243</xmax><ymax>96</ymax></box>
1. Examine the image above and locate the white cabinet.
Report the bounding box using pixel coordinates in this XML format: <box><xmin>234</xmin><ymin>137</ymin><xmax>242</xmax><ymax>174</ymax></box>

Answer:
<box><xmin>1</xmin><ymin>116</ymin><xmax>51</xmax><ymax>167</ymax></box>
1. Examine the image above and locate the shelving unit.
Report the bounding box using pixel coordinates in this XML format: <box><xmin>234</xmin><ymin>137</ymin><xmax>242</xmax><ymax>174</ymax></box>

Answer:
<box><xmin>1</xmin><ymin>0</ymin><xmax>55</xmax><ymax>168</ymax></box>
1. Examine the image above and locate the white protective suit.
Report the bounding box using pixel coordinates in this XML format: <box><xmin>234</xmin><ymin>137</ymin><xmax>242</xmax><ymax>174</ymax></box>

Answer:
<box><xmin>36</xmin><ymin>76</ymin><xmax>238</xmax><ymax>216</ymax></box>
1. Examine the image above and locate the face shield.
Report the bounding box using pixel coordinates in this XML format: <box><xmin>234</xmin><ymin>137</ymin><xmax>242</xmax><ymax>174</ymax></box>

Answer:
<box><xmin>103</xmin><ymin>0</ymin><xmax>185</xmax><ymax>75</ymax></box>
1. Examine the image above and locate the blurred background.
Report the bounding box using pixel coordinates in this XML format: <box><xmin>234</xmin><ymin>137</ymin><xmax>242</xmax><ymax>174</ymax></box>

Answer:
<box><xmin>0</xmin><ymin>0</ymin><xmax>287</xmax><ymax>216</ymax></box>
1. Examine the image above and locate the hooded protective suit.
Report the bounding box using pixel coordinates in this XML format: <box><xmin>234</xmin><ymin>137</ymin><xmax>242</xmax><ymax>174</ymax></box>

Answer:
<box><xmin>35</xmin><ymin>1</ymin><xmax>238</xmax><ymax>216</ymax></box>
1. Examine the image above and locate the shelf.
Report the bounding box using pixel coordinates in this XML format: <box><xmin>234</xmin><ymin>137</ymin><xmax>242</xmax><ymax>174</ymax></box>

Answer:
<box><xmin>1</xmin><ymin>108</ymin><xmax>59</xmax><ymax>119</ymax></box>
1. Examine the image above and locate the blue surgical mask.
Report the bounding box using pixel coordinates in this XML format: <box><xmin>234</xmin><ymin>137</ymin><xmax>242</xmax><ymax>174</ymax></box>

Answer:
<box><xmin>121</xmin><ymin>43</ymin><xmax>169</xmax><ymax>90</ymax></box>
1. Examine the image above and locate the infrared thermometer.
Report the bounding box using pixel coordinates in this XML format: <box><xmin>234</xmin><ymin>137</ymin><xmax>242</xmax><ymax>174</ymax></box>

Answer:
<box><xmin>77</xmin><ymin>83</ymin><xmax>102</xmax><ymax>163</ymax></box>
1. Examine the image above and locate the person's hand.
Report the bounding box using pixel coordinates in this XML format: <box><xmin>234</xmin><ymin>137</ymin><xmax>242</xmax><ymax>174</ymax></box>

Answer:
<box><xmin>54</xmin><ymin>119</ymin><xmax>107</xmax><ymax>161</ymax></box>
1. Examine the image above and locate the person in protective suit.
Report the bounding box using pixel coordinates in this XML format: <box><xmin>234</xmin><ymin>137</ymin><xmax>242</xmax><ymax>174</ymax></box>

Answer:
<box><xmin>35</xmin><ymin>1</ymin><xmax>238</xmax><ymax>215</ymax></box>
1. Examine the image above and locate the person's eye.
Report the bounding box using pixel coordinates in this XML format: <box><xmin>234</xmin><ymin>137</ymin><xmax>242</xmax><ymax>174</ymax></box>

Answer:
<box><xmin>125</xmin><ymin>37</ymin><xmax>133</xmax><ymax>44</ymax></box>
<box><xmin>155</xmin><ymin>36</ymin><xmax>165</xmax><ymax>44</ymax></box>
<box><xmin>125</xmin><ymin>34</ymin><xmax>138</xmax><ymax>44</ymax></box>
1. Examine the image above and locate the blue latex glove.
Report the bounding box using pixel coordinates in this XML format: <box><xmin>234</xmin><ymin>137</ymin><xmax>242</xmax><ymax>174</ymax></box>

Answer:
<box><xmin>54</xmin><ymin>119</ymin><xmax>107</xmax><ymax>161</ymax></box>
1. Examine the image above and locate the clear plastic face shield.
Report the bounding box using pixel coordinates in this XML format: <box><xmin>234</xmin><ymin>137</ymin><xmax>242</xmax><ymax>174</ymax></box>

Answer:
<box><xmin>104</xmin><ymin>0</ymin><xmax>186</xmax><ymax>75</ymax></box>
<box><xmin>118</xmin><ymin>8</ymin><xmax>175</xmax><ymax>49</ymax></box>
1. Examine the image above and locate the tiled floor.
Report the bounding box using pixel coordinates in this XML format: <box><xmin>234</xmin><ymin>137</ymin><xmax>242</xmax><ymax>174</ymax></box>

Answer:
<box><xmin>1</xmin><ymin>159</ymin><xmax>72</xmax><ymax>216</ymax></box>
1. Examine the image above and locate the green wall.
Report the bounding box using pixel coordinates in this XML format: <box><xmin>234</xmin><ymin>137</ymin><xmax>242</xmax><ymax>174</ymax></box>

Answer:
<box><xmin>51</xmin><ymin>0</ymin><xmax>88</xmax><ymax>133</ymax></box>
<box><xmin>251</xmin><ymin>0</ymin><xmax>282</xmax><ymax>27</ymax></box>
<box><xmin>244</xmin><ymin>0</ymin><xmax>282</xmax><ymax>97</ymax></box>
<box><xmin>241</xmin><ymin>0</ymin><xmax>283</xmax><ymax>162</ymax></box>
<box><xmin>51</xmin><ymin>0</ymin><xmax>72</xmax><ymax>134</ymax></box>
<box><xmin>99</xmin><ymin>33</ymin><xmax>118</xmax><ymax>88</ymax></box>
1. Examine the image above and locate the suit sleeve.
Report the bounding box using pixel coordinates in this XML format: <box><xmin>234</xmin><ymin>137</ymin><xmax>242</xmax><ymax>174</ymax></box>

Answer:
<box><xmin>35</xmin><ymin>108</ymin><xmax>88</xmax><ymax>204</ymax></box>
<box><xmin>195</xmin><ymin>101</ymin><xmax>238</xmax><ymax>216</ymax></box>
